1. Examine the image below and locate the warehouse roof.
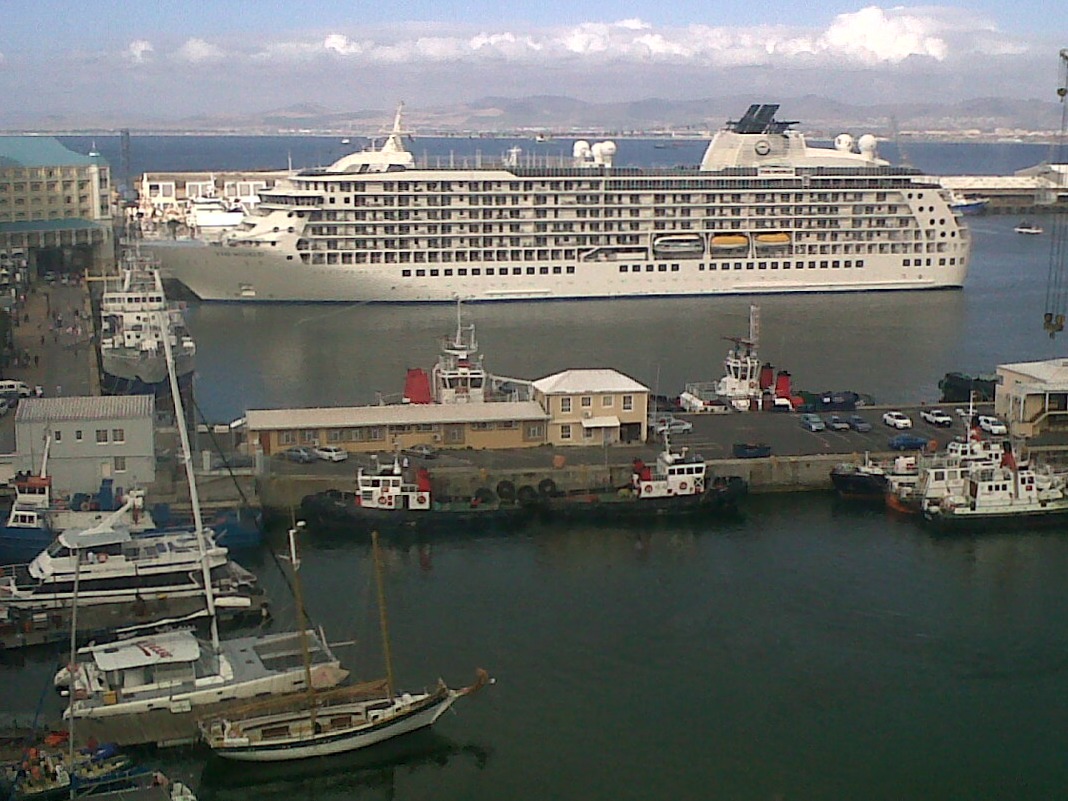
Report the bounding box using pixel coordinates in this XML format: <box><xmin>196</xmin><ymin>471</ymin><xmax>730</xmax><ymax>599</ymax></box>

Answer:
<box><xmin>14</xmin><ymin>395</ymin><xmax>154</xmax><ymax>423</ymax></box>
<box><xmin>246</xmin><ymin>400</ymin><xmax>548</xmax><ymax>431</ymax></box>
<box><xmin>532</xmin><ymin>369</ymin><xmax>648</xmax><ymax>395</ymax></box>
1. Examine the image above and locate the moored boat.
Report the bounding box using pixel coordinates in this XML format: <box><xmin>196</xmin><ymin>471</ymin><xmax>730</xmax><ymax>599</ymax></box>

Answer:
<box><xmin>1015</xmin><ymin>221</ymin><xmax>1043</xmax><ymax>234</ymax></box>
<box><xmin>144</xmin><ymin>103</ymin><xmax>970</xmax><ymax>303</ymax></box>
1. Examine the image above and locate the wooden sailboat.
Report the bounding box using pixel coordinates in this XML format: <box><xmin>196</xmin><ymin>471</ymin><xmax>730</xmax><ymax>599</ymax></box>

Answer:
<box><xmin>198</xmin><ymin>528</ymin><xmax>488</xmax><ymax>762</ymax></box>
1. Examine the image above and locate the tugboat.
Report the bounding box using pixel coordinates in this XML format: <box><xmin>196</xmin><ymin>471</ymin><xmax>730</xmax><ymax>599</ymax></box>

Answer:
<box><xmin>299</xmin><ymin>457</ymin><xmax>532</xmax><ymax>533</ymax></box>
<box><xmin>537</xmin><ymin>435</ymin><xmax>746</xmax><ymax>520</ymax></box>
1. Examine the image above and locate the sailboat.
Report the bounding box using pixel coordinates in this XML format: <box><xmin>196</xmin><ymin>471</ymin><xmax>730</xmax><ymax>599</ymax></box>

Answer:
<box><xmin>55</xmin><ymin>310</ymin><xmax>347</xmax><ymax>748</ymax></box>
<box><xmin>198</xmin><ymin>529</ymin><xmax>488</xmax><ymax>762</ymax></box>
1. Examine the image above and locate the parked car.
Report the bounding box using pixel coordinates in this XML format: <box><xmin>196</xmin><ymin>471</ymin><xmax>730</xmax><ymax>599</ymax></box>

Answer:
<box><xmin>848</xmin><ymin>414</ymin><xmax>873</xmax><ymax>432</ymax></box>
<box><xmin>402</xmin><ymin>444</ymin><xmax>439</xmax><ymax>459</ymax></box>
<box><xmin>827</xmin><ymin>414</ymin><xmax>851</xmax><ymax>431</ymax></box>
<box><xmin>314</xmin><ymin>445</ymin><xmax>350</xmax><ymax>462</ymax></box>
<box><xmin>653</xmin><ymin>416</ymin><xmax>693</xmax><ymax>435</ymax></box>
<box><xmin>281</xmin><ymin>446</ymin><xmax>316</xmax><ymax>463</ymax></box>
<box><xmin>732</xmin><ymin>442</ymin><xmax>772</xmax><ymax>458</ymax></box>
<box><xmin>888</xmin><ymin>433</ymin><xmax>933</xmax><ymax>451</ymax></box>
<box><xmin>882</xmin><ymin>411</ymin><xmax>913</xmax><ymax>429</ymax></box>
<box><xmin>920</xmin><ymin>408</ymin><xmax>954</xmax><ymax>427</ymax></box>
<box><xmin>799</xmin><ymin>413</ymin><xmax>826</xmax><ymax>432</ymax></box>
<box><xmin>978</xmin><ymin>415</ymin><xmax>1008</xmax><ymax>435</ymax></box>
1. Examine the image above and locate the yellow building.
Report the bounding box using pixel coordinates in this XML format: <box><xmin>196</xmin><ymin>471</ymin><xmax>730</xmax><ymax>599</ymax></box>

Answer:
<box><xmin>247</xmin><ymin>401</ymin><xmax>549</xmax><ymax>456</ymax></box>
<box><xmin>0</xmin><ymin>137</ymin><xmax>113</xmax><ymax>273</ymax></box>
<box><xmin>996</xmin><ymin>358</ymin><xmax>1068</xmax><ymax>437</ymax></box>
<box><xmin>532</xmin><ymin>369</ymin><xmax>649</xmax><ymax>446</ymax></box>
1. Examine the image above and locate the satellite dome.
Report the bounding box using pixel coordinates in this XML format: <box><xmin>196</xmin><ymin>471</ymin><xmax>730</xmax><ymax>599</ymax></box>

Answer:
<box><xmin>834</xmin><ymin>134</ymin><xmax>854</xmax><ymax>152</ymax></box>
<box><xmin>573</xmin><ymin>140</ymin><xmax>591</xmax><ymax>159</ymax></box>
<box><xmin>857</xmin><ymin>134</ymin><xmax>878</xmax><ymax>154</ymax></box>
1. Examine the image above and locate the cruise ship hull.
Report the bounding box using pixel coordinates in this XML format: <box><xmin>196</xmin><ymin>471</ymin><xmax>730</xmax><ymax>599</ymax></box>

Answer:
<box><xmin>149</xmin><ymin>240</ymin><xmax>967</xmax><ymax>304</ymax></box>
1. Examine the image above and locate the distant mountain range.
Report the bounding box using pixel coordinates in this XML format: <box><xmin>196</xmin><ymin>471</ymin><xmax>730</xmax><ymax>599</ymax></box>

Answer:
<box><xmin>8</xmin><ymin>95</ymin><xmax>1065</xmax><ymax>138</ymax></box>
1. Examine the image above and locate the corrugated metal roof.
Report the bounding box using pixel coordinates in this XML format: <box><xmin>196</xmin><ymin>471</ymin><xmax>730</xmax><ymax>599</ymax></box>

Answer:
<box><xmin>14</xmin><ymin>395</ymin><xmax>154</xmax><ymax>423</ymax></box>
<box><xmin>0</xmin><ymin>219</ymin><xmax>106</xmax><ymax>234</ymax></box>
<box><xmin>246</xmin><ymin>401</ymin><xmax>548</xmax><ymax>431</ymax></box>
<box><xmin>532</xmin><ymin>369</ymin><xmax>649</xmax><ymax>395</ymax></box>
<box><xmin>0</xmin><ymin>137</ymin><xmax>102</xmax><ymax>168</ymax></box>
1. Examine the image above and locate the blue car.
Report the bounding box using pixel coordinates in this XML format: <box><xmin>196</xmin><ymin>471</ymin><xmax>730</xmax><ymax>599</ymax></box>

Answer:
<box><xmin>888</xmin><ymin>433</ymin><xmax>932</xmax><ymax>451</ymax></box>
<box><xmin>799</xmin><ymin>413</ymin><xmax>826</xmax><ymax>432</ymax></box>
<box><xmin>281</xmin><ymin>446</ymin><xmax>316</xmax><ymax>463</ymax></box>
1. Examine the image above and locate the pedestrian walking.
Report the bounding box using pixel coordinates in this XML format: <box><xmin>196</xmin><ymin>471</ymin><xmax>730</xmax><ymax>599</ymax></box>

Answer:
<box><xmin>33</xmin><ymin>355</ymin><xmax>39</xmax><ymax>368</ymax></box>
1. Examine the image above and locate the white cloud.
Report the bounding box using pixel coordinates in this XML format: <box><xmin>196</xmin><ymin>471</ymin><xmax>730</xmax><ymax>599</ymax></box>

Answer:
<box><xmin>821</xmin><ymin>6</ymin><xmax>948</xmax><ymax>62</ymax></box>
<box><xmin>324</xmin><ymin>33</ymin><xmax>362</xmax><ymax>56</ymax></box>
<box><xmin>173</xmin><ymin>38</ymin><xmax>225</xmax><ymax>64</ymax></box>
<box><xmin>126</xmin><ymin>40</ymin><xmax>154</xmax><ymax>64</ymax></box>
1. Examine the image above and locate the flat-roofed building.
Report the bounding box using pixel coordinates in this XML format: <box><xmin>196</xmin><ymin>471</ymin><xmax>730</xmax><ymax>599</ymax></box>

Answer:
<box><xmin>14</xmin><ymin>395</ymin><xmax>155</xmax><ymax>495</ymax></box>
<box><xmin>0</xmin><ymin>137</ymin><xmax>113</xmax><ymax>274</ymax></box>
<box><xmin>996</xmin><ymin>358</ymin><xmax>1068</xmax><ymax>437</ymax></box>
<box><xmin>247</xmin><ymin>400</ymin><xmax>549</xmax><ymax>455</ymax></box>
<box><xmin>531</xmin><ymin>369</ymin><xmax>649</xmax><ymax>446</ymax></box>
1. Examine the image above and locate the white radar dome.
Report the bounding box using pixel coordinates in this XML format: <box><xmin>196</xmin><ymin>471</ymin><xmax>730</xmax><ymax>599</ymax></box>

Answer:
<box><xmin>573</xmin><ymin>140</ymin><xmax>591</xmax><ymax>159</ymax></box>
<box><xmin>834</xmin><ymin>133</ymin><xmax>854</xmax><ymax>152</ymax></box>
<box><xmin>857</xmin><ymin>134</ymin><xmax>878</xmax><ymax>155</ymax></box>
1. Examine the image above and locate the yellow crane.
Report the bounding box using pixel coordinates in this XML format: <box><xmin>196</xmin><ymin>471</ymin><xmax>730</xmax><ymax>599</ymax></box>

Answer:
<box><xmin>1042</xmin><ymin>48</ymin><xmax>1068</xmax><ymax>337</ymax></box>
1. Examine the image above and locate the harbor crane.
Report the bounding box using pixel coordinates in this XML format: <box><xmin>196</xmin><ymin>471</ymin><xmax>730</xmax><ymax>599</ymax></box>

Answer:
<box><xmin>1042</xmin><ymin>48</ymin><xmax>1068</xmax><ymax>337</ymax></box>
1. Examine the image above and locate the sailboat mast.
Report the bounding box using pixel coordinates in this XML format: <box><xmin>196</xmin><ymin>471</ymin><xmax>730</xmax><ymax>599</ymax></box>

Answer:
<box><xmin>158</xmin><ymin>310</ymin><xmax>219</xmax><ymax>650</ymax></box>
<box><xmin>288</xmin><ymin>524</ymin><xmax>316</xmax><ymax>710</ymax></box>
<box><xmin>67</xmin><ymin>547</ymin><xmax>80</xmax><ymax>788</ymax></box>
<box><xmin>371</xmin><ymin>531</ymin><xmax>395</xmax><ymax>697</ymax></box>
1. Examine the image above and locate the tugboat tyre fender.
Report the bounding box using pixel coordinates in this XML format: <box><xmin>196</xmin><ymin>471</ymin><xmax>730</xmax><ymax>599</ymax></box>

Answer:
<box><xmin>496</xmin><ymin>480</ymin><xmax>517</xmax><ymax>501</ymax></box>
<box><xmin>538</xmin><ymin>478</ymin><xmax>557</xmax><ymax>497</ymax></box>
<box><xmin>517</xmin><ymin>485</ymin><xmax>538</xmax><ymax>504</ymax></box>
<box><xmin>474</xmin><ymin>487</ymin><xmax>496</xmax><ymax>505</ymax></box>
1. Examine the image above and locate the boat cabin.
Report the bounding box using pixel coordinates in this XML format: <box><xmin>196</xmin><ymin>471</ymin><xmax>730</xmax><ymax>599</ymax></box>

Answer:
<box><xmin>355</xmin><ymin>460</ymin><xmax>432</xmax><ymax>511</ymax></box>
<box><xmin>631</xmin><ymin>440</ymin><xmax>707</xmax><ymax>499</ymax></box>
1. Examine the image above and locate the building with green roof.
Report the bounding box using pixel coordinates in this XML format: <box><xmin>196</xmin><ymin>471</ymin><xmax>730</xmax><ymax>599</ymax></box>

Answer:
<box><xmin>0</xmin><ymin>136</ymin><xmax>113</xmax><ymax>273</ymax></box>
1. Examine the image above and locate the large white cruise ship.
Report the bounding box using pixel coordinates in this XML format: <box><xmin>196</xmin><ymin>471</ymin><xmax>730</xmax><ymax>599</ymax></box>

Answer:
<box><xmin>148</xmin><ymin>104</ymin><xmax>970</xmax><ymax>303</ymax></box>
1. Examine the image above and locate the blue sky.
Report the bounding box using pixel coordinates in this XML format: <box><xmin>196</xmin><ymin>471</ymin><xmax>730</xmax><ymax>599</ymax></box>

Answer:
<box><xmin>0</xmin><ymin>1</ymin><xmax>1062</xmax><ymax>126</ymax></box>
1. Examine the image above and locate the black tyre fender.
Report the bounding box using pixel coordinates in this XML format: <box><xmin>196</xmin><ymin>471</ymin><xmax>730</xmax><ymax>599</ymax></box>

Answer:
<box><xmin>538</xmin><ymin>478</ymin><xmax>558</xmax><ymax>497</ymax></box>
<box><xmin>474</xmin><ymin>487</ymin><xmax>496</xmax><ymax>505</ymax></box>
<box><xmin>516</xmin><ymin>484</ymin><xmax>539</xmax><ymax>504</ymax></box>
<box><xmin>496</xmin><ymin>480</ymin><xmax>517</xmax><ymax>501</ymax></box>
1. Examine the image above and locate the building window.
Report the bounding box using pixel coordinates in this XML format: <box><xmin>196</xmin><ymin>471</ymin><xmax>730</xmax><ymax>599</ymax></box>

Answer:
<box><xmin>622</xmin><ymin>394</ymin><xmax>634</xmax><ymax>411</ymax></box>
<box><xmin>368</xmin><ymin>427</ymin><xmax>384</xmax><ymax>441</ymax></box>
<box><xmin>601</xmin><ymin>395</ymin><xmax>613</xmax><ymax>407</ymax></box>
<box><xmin>96</xmin><ymin>429</ymin><xmax>108</xmax><ymax>444</ymax></box>
<box><xmin>112</xmin><ymin>428</ymin><xmax>125</xmax><ymax>443</ymax></box>
<box><xmin>561</xmin><ymin>424</ymin><xmax>572</xmax><ymax>440</ymax></box>
<box><xmin>113</xmin><ymin>456</ymin><xmax>127</xmax><ymax>472</ymax></box>
<box><xmin>54</xmin><ymin>430</ymin><xmax>62</xmax><ymax>443</ymax></box>
<box><xmin>328</xmin><ymin>430</ymin><xmax>343</xmax><ymax>442</ymax></box>
<box><xmin>561</xmin><ymin>397</ymin><xmax>571</xmax><ymax>413</ymax></box>
<box><xmin>581</xmin><ymin>396</ymin><xmax>592</xmax><ymax>408</ymax></box>
<box><xmin>526</xmin><ymin>423</ymin><xmax>543</xmax><ymax>439</ymax></box>
<box><xmin>301</xmin><ymin>429</ymin><xmax>317</xmax><ymax>444</ymax></box>
<box><xmin>279</xmin><ymin>431</ymin><xmax>295</xmax><ymax>445</ymax></box>
<box><xmin>75</xmin><ymin>430</ymin><xmax>82</xmax><ymax>441</ymax></box>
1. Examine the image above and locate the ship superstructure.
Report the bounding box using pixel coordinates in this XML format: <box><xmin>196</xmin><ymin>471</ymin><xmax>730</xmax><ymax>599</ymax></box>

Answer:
<box><xmin>148</xmin><ymin>104</ymin><xmax>971</xmax><ymax>303</ymax></box>
<box><xmin>99</xmin><ymin>254</ymin><xmax>196</xmax><ymax>396</ymax></box>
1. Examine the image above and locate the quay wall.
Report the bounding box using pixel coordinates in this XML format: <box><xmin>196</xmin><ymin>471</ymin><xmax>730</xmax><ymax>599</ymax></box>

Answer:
<box><xmin>254</xmin><ymin>454</ymin><xmax>848</xmax><ymax>515</ymax></box>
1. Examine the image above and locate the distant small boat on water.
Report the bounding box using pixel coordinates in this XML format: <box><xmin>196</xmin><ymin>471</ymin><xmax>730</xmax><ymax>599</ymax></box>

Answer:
<box><xmin>1015</xmin><ymin>221</ymin><xmax>1044</xmax><ymax>235</ymax></box>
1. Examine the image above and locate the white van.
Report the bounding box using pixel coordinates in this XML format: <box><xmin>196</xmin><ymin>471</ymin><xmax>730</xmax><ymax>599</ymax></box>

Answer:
<box><xmin>0</xmin><ymin>380</ymin><xmax>32</xmax><ymax>398</ymax></box>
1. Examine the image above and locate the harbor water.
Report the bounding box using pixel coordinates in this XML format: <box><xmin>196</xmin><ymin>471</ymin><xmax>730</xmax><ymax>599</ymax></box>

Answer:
<box><xmin>3</xmin><ymin>137</ymin><xmax>1062</xmax><ymax>797</ymax></box>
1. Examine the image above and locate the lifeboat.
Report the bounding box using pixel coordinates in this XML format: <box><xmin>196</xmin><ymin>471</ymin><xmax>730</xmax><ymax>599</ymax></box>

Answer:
<box><xmin>754</xmin><ymin>233</ymin><xmax>791</xmax><ymax>245</ymax></box>
<box><xmin>652</xmin><ymin>234</ymin><xmax>705</xmax><ymax>258</ymax></box>
<box><xmin>710</xmin><ymin>234</ymin><xmax>749</xmax><ymax>250</ymax></box>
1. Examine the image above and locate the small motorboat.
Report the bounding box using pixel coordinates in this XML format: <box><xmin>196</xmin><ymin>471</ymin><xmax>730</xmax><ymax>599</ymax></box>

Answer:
<box><xmin>1015</xmin><ymin>221</ymin><xmax>1043</xmax><ymax>235</ymax></box>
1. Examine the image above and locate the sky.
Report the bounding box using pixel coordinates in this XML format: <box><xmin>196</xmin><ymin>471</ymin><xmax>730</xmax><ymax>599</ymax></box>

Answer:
<box><xmin>0</xmin><ymin>0</ymin><xmax>1063</xmax><ymax>126</ymax></box>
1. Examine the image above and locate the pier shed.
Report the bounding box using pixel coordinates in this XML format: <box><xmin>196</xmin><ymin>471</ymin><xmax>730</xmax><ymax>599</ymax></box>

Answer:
<box><xmin>996</xmin><ymin>358</ymin><xmax>1068</xmax><ymax>438</ymax></box>
<box><xmin>14</xmin><ymin>395</ymin><xmax>156</xmax><ymax>495</ymax></box>
<box><xmin>247</xmin><ymin>400</ymin><xmax>549</xmax><ymax>456</ymax></box>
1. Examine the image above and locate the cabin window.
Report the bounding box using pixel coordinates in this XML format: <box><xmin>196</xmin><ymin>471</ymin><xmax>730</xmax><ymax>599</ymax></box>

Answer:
<box><xmin>402</xmin><ymin>269</ymin><xmax>411</xmax><ymax>277</ymax></box>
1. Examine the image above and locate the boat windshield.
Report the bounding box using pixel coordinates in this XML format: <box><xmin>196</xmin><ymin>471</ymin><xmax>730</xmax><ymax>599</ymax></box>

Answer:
<box><xmin>46</xmin><ymin>540</ymin><xmax>69</xmax><ymax>558</ymax></box>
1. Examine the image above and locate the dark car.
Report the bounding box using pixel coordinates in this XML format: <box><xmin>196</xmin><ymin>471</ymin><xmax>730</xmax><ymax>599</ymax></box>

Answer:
<box><xmin>848</xmin><ymin>414</ymin><xmax>873</xmax><ymax>432</ymax></box>
<box><xmin>281</xmin><ymin>446</ymin><xmax>316</xmax><ymax>463</ymax></box>
<box><xmin>888</xmin><ymin>433</ymin><xmax>932</xmax><ymax>452</ymax></box>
